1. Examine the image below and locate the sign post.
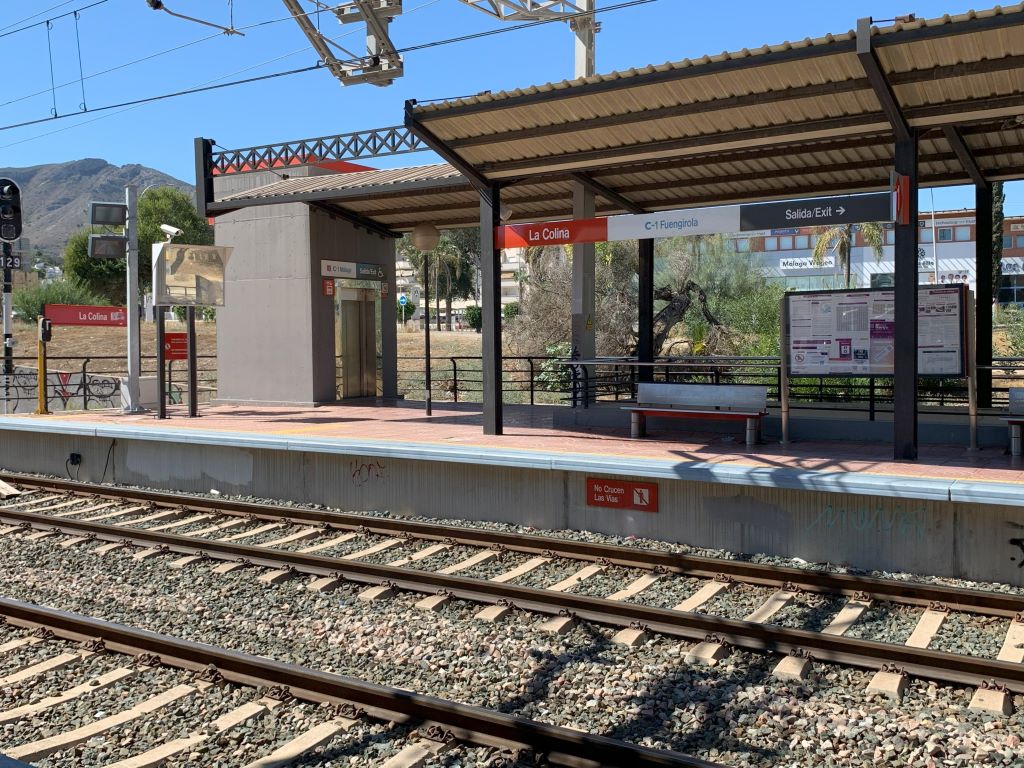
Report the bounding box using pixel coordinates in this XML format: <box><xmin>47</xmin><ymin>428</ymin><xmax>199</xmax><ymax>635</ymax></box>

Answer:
<box><xmin>124</xmin><ymin>185</ymin><xmax>142</xmax><ymax>413</ymax></box>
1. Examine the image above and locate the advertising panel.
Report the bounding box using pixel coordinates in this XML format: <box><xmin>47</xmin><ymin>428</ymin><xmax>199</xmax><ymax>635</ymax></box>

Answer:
<box><xmin>152</xmin><ymin>243</ymin><xmax>232</xmax><ymax>307</ymax></box>
<box><xmin>786</xmin><ymin>286</ymin><xmax>965</xmax><ymax>378</ymax></box>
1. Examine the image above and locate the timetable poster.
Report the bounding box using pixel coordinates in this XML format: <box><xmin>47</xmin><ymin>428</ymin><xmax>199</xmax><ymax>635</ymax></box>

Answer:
<box><xmin>787</xmin><ymin>287</ymin><xmax>963</xmax><ymax>377</ymax></box>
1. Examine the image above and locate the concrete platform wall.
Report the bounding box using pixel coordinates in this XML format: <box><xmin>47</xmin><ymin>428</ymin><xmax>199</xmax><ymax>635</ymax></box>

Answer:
<box><xmin>3</xmin><ymin>429</ymin><xmax>1022</xmax><ymax>587</ymax></box>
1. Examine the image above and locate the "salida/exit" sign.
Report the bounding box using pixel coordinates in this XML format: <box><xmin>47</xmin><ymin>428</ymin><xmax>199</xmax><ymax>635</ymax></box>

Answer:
<box><xmin>586</xmin><ymin>477</ymin><xmax>658</xmax><ymax>513</ymax></box>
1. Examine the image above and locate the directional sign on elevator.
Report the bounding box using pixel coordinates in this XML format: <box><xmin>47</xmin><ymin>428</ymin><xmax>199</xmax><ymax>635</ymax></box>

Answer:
<box><xmin>738</xmin><ymin>193</ymin><xmax>891</xmax><ymax>231</ymax></box>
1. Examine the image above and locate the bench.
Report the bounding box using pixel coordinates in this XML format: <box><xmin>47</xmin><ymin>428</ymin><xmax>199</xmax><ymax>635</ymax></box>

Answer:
<box><xmin>1002</xmin><ymin>388</ymin><xmax>1024</xmax><ymax>457</ymax></box>
<box><xmin>623</xmin><ymin>383</ymin><xmax>768</xmax><ymax>448</ymax></box>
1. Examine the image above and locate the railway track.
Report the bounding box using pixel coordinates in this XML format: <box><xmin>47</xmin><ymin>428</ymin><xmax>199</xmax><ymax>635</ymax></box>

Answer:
<box><xmin>0</xmin><ymin>597</ymin><xmax>715</xmax><ymax>767</ymax></box>
<box><xmin>2</xmin><ymin>473</ymin><xmax>1023</xmax><ymax>716</ymax></box>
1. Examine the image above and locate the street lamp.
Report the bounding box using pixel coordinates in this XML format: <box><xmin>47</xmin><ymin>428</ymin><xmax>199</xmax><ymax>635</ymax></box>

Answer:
<box><xmin>412</xmin><ymin>223</ymin><xmax>440</xmax><ymax>416</ymax></box>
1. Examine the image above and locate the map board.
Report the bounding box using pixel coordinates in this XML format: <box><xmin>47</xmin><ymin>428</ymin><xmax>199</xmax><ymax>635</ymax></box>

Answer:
<box><xmin>786</xmin><ymin>286</ymin><xmax>966</xmax><ymax>377</ymax></box>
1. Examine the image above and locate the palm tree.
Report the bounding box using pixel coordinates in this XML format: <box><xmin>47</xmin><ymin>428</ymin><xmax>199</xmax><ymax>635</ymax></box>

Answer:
<box><xmin>811</xmin><ymin>222</ymin><xmax>885</xmax><ymax>288</ymax></box>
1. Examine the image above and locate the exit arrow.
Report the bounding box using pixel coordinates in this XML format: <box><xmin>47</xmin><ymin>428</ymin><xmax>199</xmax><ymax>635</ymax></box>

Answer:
<box><xmin>837</xmin><ymin>206</ymin><xmax>846</xmax><ymax>215</ymax></box>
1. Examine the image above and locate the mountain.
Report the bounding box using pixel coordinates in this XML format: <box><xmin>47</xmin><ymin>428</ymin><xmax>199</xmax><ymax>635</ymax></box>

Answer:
<box><xmin>0</xmin><ymin>159</ymin><xmax>192</xmax><ymax>258</ymax></box>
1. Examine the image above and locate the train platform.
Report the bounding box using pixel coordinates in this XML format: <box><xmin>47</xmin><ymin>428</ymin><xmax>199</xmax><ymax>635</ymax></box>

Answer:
<box><xmin>0</xmin><ymin>400</ymin><xmax>1019</xmax><ymax>507</ymax></box>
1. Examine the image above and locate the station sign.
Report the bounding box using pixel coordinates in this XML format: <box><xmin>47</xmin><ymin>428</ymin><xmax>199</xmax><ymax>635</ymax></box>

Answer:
<box><xmin>321</xmin><ymin>260</ymin><xmax>386</xmax><ymax>281</ymax></box>
<box><xmin>496</xmin><ymin>192</ymin><xmax>893</xmax><ymax>249</ymax></box>
<box><xmin>738</xmin><ymin>193</ymin><xmax>890</xmax><ymax>231</ymax></box>
<box><xmin>163</xmin><ymin>332</ymin><xmax>187</xmax><ymax>361</ymax></box>
<box><xmin>586</xmin><ymin>477</ymin><xmax>658</xmax><ymax>513</ymax></box>
<box><xmin>45</xmin><ymin>304</ymin><xmax>127</xmax><ymax>327</ymax></box>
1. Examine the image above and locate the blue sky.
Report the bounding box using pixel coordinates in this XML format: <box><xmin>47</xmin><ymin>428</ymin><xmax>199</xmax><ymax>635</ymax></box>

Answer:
<box><xmin>0</xmin><ymin>0</ymin><xmax>1020</xmax><ymax>216</ymax></box>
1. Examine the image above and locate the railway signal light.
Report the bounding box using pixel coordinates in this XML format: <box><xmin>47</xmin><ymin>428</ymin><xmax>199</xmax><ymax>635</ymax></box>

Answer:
<box><xmin>0</xmin><ymin>178</ymin><xmax>22</xmax><ymax>242</ymax></box>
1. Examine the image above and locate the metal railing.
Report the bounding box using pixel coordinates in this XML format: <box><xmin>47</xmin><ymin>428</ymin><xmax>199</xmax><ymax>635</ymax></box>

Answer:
<box><xmin>5</xmin><ymin>352</ymin><xmax>1021</xmax><ymax>415</ymax></box>
<box><xmin>0</xmin><ymin>355</ymin><xmax>218</xmax><ymax>414</ymax></box>
<box><xmin>557</xmin><ymin>356</ymin><xmax>1024</xmax><ymax>417</ymax></box>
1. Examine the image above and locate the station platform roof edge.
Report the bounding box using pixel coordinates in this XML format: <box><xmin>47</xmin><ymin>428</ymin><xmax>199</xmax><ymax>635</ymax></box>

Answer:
<box><xmin>210</xmin><ymin>4</ymin><xmax>1024</xmax><ymax>233</ymax></box>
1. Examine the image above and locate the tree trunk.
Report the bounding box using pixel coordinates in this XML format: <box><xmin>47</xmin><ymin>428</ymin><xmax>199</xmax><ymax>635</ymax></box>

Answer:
<box><xmin>445</xmin><ymin>297</ymin><xmax>453</xmax><ymax>332</ymax></box>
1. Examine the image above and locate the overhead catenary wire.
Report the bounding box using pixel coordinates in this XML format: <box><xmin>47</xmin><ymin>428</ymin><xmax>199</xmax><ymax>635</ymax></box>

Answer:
<box><xmin>0</xmin><ymin>0</ymin><xmax>109</xmax><ymax>40</ymax></box>
<box><xmin>0</xmin><ymin>0</ymin><xmax>654</xmax><ymax>135</ymax></box>
<box><xmin>0</xmin><ymin>0</ymin><xmax>442</xmax><ymax>149</ymax></box>
<box><xmin>0</xmin><ymin>0</ymin><xmax>79</xmax><ymax>32</ymax></box>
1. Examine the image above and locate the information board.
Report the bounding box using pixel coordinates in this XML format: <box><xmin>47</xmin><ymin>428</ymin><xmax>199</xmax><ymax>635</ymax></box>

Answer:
<box><xmin>786</xmin><ymin>286</ymin><xmax>966</xmax><ymax>378</ymax></box>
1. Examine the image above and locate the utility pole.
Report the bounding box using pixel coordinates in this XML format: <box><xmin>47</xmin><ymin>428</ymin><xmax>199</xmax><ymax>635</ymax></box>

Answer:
<box><xmin>1</xmin><ymin>180</ymin><xmax>23</xmax><ymax>417</ymax></box>
<box><xmin>2</xmin><ymin>242</ymin><xmax>11</xmax><ymax>416</ymax></box>
<box><xmin>124</xmin><ymin>185</ymin><xmax>142</xmax><ymax>412</ymax></box>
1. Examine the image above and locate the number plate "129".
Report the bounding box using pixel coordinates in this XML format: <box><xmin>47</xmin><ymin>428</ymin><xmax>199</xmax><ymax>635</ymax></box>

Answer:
<box><xmin>1</xmin><ymin>254</ymin><xmax>22</xmax><ymax>269</ymax></box>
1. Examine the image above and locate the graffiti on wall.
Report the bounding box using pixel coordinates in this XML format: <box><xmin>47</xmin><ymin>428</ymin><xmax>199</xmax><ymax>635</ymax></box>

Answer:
<box><xmin>3</xmin><ymin>366</ymin><xmax>121</xmax><ymax>412</ymax></box>
<box><xmin>804</xmin><ymin>501</ymin><xmax>928</xmax><ymax>543</ymax></box>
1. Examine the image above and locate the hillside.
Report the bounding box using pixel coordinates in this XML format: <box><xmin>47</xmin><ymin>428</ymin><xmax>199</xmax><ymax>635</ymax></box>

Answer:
<box><xmin>0</xmin><ymin>159</ymin><xmax>192</xmax><ymax>258</ymax></box>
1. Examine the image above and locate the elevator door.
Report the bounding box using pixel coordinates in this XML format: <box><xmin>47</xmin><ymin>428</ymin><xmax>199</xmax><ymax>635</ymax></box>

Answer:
<box><xmin>337</xmin><ymin>288</ymin><xmax>377</xmax><ymax>398</ymax></box>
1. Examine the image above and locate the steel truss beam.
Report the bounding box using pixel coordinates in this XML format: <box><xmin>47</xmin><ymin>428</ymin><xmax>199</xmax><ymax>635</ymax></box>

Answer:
<box><xmin>210</xmin><ymin>126</ymin><xmax>426</xmax><ymax>176</ymax></box>
<box><xmin>283</xmin><ymin>0</ymin><xmax>403</xmax><ymax>86</ymax></box>
<box><xmin>570</xmin><ymin>172</ymin><xmax>644</xmax><ymax>213</ymax></box>
<box><xmin>458</xmin><ymin>1</ymin><xmax>588</xmax><ymax>20</ymax></box>
<box><xmin>856</xmin><ymin>16</ymin><xmax>911</xmax><ymax>141</ymax></box>
<box><xmin>309</xmin><ymin>201</ymin><xmax>401</xmax><ymax>239</ymax></box>
<box><xmin>941</xmin><ymin>126</ymin><xmax>987</xmax><ymax>187</ymax></box>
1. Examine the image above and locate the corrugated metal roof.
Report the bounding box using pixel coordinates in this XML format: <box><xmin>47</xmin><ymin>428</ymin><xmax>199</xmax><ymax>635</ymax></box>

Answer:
<box><xmin>411</xmin><ymin>4</ymin><xmax>1024</xmax><ymax>181</ymax></box>
<box><xmin>218</xmin><ymin>163</ymin><xmax>462</xmax><ymax>202</ymax></box>
<box><xmin>214</xmin><ymin>5</ymin><xmax>1024</xmax><ymax>231</ymax></box>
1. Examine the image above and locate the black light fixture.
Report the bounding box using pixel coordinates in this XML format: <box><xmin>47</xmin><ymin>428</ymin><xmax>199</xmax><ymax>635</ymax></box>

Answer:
<box><xmin>90</xmin><ymin>202</ymin><xmax>128</xmax><ymax>227</ymax></box>
<box><xmin>88</xmin><ymin>234</ymin><xmax>127</xmax><ymax>259</ymax></box>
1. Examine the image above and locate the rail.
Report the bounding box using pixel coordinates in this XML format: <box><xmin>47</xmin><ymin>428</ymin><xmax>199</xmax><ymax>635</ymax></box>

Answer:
<box><xmin>0</xmin><ymin>597</ymin><xmax>711</xmax><ymax>768</ymax></box>
<box><xmin>4</xmin><ymin>476</ymin><xmax>1024</xmax><ymax>695</ymax></box>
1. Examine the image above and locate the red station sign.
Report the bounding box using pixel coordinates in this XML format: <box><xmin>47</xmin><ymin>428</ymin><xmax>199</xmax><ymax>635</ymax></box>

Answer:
<box><xmin>586</xmin><ymin>477</ymin><xmax>659</xmax><ymax>513</ymax></box>
<box><xmin>496</xmin><ymin>218</ymin><xmax>608</xmax><ymax>249</ymax></box>
<box><xmin>44</xmin><ymin>304</ymin><xmax>127</xmax><ymax>327</ymax></box>
<box><xmin>164</xmin><ymin>332</ymin><xmax>188</xmax><ymax>361</ymax></box>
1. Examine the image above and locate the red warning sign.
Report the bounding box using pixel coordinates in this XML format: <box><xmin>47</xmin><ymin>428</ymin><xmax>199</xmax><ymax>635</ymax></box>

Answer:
<box><xmin>164</xmin><ymin>332</ymin><xmax>187</xmax><ymax>361</ymax></box>
<box><xmin>586</xmin><ymin>477</ymin><xmax>658</xmax><ymax>513</ymax></box>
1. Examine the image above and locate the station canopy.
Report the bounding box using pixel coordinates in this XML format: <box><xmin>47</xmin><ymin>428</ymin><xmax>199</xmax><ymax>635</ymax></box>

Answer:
<box><xmin>214</xmin><ymin>5</ymin><xmax>1024</xmax><ymax>231</ymax></box>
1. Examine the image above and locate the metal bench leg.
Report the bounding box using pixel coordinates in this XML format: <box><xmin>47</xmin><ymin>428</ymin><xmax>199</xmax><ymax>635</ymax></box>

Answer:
<box><xmin>1011</xmin><ymin>424</ymin><xmax>1022</xmax><ymax>458</ymax></box>
<box><xmin>631</xmin><ymin>411</ymin><xmax>645</xmax><ymax>439</ymax></box>
<box><xmin>745</xmin><ymin>417</ymin><xmax>757</xmax><ymax>450</ymax></box>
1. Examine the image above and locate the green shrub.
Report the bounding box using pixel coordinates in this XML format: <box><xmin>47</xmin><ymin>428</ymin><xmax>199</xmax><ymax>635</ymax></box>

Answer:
<box><xmin>537</xmin><ymin>341</ymin><xmax>572</xmax><ymax>391</ymax></box>
<box><xmin>465</xmin><ymin>304</ymin><xmax>482</xmax><ymax>332</ymax></box>
<box><xmin>13</xmin><ymin>278</ymin><xmax>108</xmax><ymax>322</ymax></box>
<box><xmin>502</xmin><ymin>301</ymin><xmax>520</xmax><ymax>320</ymax></box>
<box><xmin>396</xmin><ymin>300</ymin><xmax>416</xmax><ymax>321</ymax></box>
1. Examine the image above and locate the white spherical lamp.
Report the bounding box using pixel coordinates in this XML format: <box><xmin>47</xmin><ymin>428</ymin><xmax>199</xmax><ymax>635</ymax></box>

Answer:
<box><xmin>411</xmin><ymin>223</ymin><xmax>440</xmax><ymax>253</ymax></box>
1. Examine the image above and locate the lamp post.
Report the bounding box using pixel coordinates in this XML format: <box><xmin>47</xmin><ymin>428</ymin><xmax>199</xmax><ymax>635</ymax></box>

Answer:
<box><xmin>411</xmin><ymin>223</ymin><xmax>440</xmax><ymax>415</ymax></box>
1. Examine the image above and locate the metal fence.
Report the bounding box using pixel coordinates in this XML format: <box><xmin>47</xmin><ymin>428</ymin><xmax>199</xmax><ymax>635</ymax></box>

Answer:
<box><xmin>394</xmin><ymin>354</ymin><xmax>1024</xmax><ymax>415</ymax></box>
<box><xmin>0</xmin><ymin>355</ymin><xmax>218</xmax><ymax>414</ymax></box>
<box><xmin>4</xmin><ymin>352</ymin><xmax>1022</xmax><ymax>415</ymax></box>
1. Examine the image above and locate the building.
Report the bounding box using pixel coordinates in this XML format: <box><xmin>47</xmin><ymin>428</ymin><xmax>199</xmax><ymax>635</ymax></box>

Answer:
<box><xmin>730</xmin><ymin>210</ymin><xmax>1024</xmax><ymax>301</ymax></box>
<box><xmin>395</xmin><ymin>246</ymin><xmax>529</xmax><ymax>324</ymax></box>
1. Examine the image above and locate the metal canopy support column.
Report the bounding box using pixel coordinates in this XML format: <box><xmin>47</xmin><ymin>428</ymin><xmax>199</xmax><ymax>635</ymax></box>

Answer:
<box><xmin>975</xmin><ymin>182</ymin><xmax>993</xmax><ymax>408</ymax></box>
<box><xmin>481</xmin><ymin>186</ymin><xmax>503</xmax><ymax>435</ymax></box>
<box><xmin>571</xmin><ymin>183</ymin><xmax>596</xmax><ymax>401</ymax></box>
<box><xmin>638</xmin><ymin>239</ymin><xmax>655</xmax><ymax>384</ymax></box>
<box><xmin>859</xmin><ymin>15</ymin><xmax>917</xmax><ymax>459</ymax></box>
<box><xmin>893</xmin><ymin>133</ymin><xmax>919</xmax><ymax>460</ymax></box>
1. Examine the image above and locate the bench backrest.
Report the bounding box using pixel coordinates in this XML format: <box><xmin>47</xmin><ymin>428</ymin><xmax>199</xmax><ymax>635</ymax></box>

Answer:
<box><xmin>636</xmin><ymin>382</ymin><xmax>767</xmax><ymax>412</ymax></box>
<box><xmin>1010</xmin><ymin>387</ymin><xmax>1024</xmax><ymax>415</ymax></box>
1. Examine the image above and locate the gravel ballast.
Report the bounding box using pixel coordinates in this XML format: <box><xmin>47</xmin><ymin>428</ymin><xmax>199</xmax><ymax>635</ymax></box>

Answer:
<box><xmin>0</xmin><ymin>532</ymin><xmax>1022</xmax><ymax>767</ymax></box>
